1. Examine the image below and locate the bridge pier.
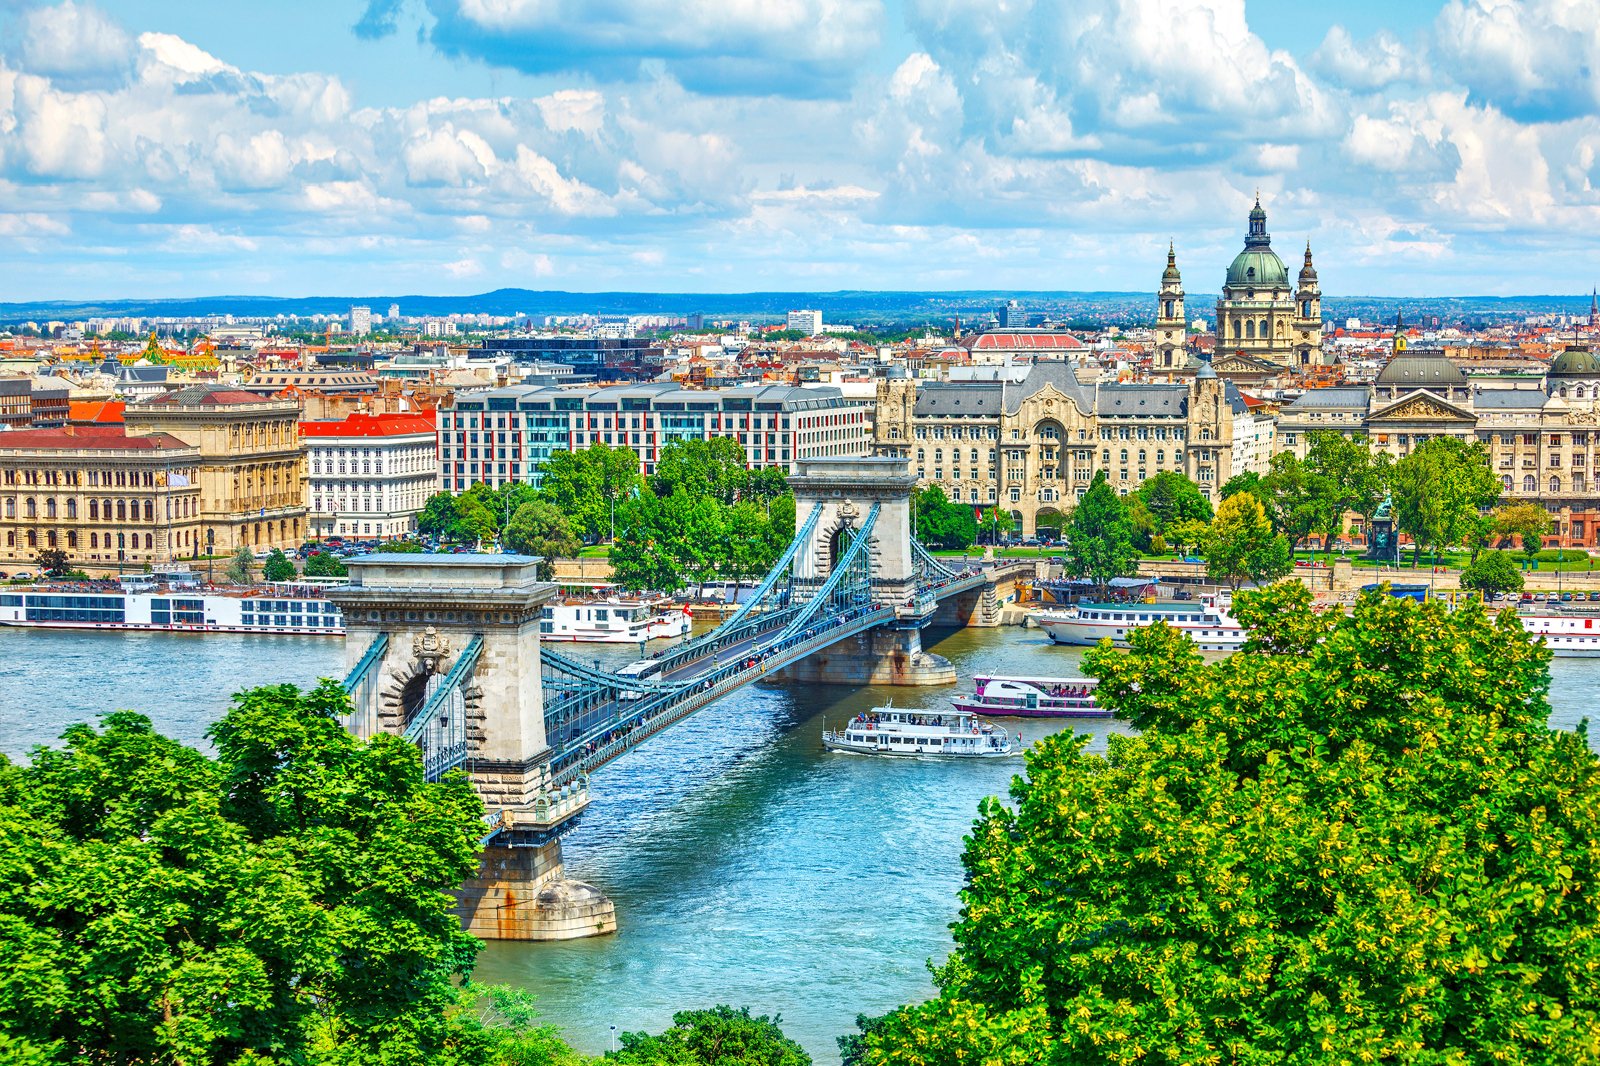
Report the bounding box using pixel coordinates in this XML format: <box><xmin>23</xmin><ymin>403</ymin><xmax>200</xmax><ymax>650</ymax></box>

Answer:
<box><xmin>330</xmin><ymin>554</ymin><xmax>616</xmax><ymax>942</ymax></box>
<box><xmin>776</xmin><ymin>623</ymin><xmax>955</xmax><ymax>686</ymax></box>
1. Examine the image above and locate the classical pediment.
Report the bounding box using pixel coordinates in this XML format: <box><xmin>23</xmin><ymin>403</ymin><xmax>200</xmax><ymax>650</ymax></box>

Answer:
<box><xmin>1368</xmin><ymin>391</ymin><xmax>1476</xmax><ymax>424</ymax></box>
<box><xmin>1211</xmin><ymin>355</ymin><xmax>1283</xmax><ymax>374</ymax></box>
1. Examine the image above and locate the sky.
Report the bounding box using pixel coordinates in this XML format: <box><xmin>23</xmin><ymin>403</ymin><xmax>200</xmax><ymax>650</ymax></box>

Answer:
<box><xmin>0</xmin><ymin>0</ymin><xmax>1597</xmax><ymax>301</ymax></box>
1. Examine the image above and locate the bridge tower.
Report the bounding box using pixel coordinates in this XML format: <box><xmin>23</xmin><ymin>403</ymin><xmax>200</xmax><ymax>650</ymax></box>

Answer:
<box><xmin>780</xmin><ymin>457</ymin><xmax>956</xmax><ymax>685</ymax></box>
<box><xmin>329</xmin><ymin>554</ymin><xmax>616</xmax><ymax>942</ymax></box>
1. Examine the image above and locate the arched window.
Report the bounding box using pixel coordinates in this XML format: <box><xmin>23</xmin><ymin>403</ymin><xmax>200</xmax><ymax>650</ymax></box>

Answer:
<box><xmin>65</xmin><ymin>499</ymin><xmax>76</xmax><ymax>519</ymax></box>
<box><xmin>1245</xmin><ymin>320</ymin><xmax>1255</xmax><ymax>339</ymax></box>
<box><xmin>1523</xmin><ymin>475</ymin><xmax>1537</xmax><ymax>493</ymax></box>
<box><xmin>1260</xmin><ymin>319</ymin><xmax>1269</xmax><ymax>338</ymax></box>
<box><xmin>1232</xmin><ymin>319</ymin><xmax>1241</xmax><ymax>338</ymax></box>
<box><xmin>24</xmin><ymin>498</ymin><xmax>35</xmax><ymax>518</ymax></box>
<box><xmin>145</xmin><ymin>533</ymin><xmax>153</xmax><ymax>550</ymax></box>
<box><xmin>1301</xmin><ymin>299</ymin><xmax>1311</xmax><ymax>316</ymax></box>
<box><xmin>45</xmin><ymin>499</ymin><xmax>56</xmax><ymax>518</ymax></box>
<box><xmin>116</xmin><ymin>500</ymin><xmax>126</xmax><ymax>521</ymax></box>
<box><xmin>1502</xmin><ymin>474</ymin><xmax>1513</xmax><ymax>492</ymax></box>
<box><xmin>1579</xmin><ymin>386</ymin><xmax>1588</xmax><ymax>399</ymax></box>
<box><xmin>1560</xmin><ymin>387</ymin><xmax>1568</xmax><ymax>398</ymax></box>
<box><xmin>143</xmin><ymin>500</ymin><xmax>154</xmax><ymax>522</ymax></box>
<box><xmin>67</xmin><ymin>531</ymin><xmax>76</xmax><ymax>548</ymax></box>
<box><xmin>1550</xmin><ymin>476</ymin><xmax>1562</xmax><ymax>493</ymax></box>
<box><xmin>1164</xmin><ymin>300</ymin><xmax>1174</xmax><ymax>318</ymax></box>
<box><xmin>3</xmin><ymin>499</ymin><xmax>12</xmax><ymax>518</ymax></box>
<box><xmin>26</xmin><ymin>531</ymin><xmax>36</xmax><ymax>547</ymax></box>
<box><xmin>90</xmin><ymin>532</ymin><xmax>98</xmax><ymax>548</ymax></box>
<box><xmin>46</xmin><ymin>531</ymin><xmax>56</xmax><ymax>547</ymax></box>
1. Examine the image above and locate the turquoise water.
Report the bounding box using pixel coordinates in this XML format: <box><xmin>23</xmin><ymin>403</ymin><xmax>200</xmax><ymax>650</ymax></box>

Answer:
<box><xmin>2</xmin><ymin>625</ymin><xmax>1596</xmax><ymax>1062</ymax></box>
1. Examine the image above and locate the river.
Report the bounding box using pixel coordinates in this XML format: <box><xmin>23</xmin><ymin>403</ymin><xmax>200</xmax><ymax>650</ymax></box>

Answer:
<box><xmin>2</xmin><ymin>625</ymin><xmax>1597</xmax><ymax>1062</ymax></box>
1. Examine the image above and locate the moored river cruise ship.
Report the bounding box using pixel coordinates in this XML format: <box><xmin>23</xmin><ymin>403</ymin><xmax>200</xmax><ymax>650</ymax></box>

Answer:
<box><xmin>823</xmin><ymin>707</ymin><xmax>1015</xmax><ymax>757</ymax></box>
<box><xmin>1037</xmin><ymin>596</ymin><xmax>1246</xmax><ymax>652</ymax></box>
<box><xmin>0</xmin><ymin>583</ymin><xmax>344</xmax><ymax>635</ymax></box>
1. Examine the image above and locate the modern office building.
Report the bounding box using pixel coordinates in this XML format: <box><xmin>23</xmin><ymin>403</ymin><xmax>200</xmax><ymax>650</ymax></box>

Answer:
<box><xmin>480</xmin><ymin>336</ymin><xmax>665</xmax><ymax>381</ymax></box>
<box><xmin>438</xmin><ymin>382</ymin><xmax>870</xmax><ymax>492</ymax></box>
<box><xmin>301</xmin><ymin>412</ymin><xmax>438</xmax><ymax>540</ymax></box>
<box><xmin>786</xmin><ymin>310</ymin><xmax>824</xmax><ymax>336</ymax></box>
<box><xmin>350</xmin><ymin>305</ymin><xmax>373</xmax><ymax>336</ymax></box>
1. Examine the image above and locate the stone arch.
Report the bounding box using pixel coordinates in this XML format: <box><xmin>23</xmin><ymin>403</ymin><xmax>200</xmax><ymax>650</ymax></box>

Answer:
<box><xmin>1033</xmin><ymin>418</ymin><xmax>1065</xmax><ymax>442</ymax></box>
<box><xmin>1035</xmin><ymin>506</ymin><xmax>1063</xmax><ymax>536</ymax></box>
<box><xmin>374</xmin><ymin>635</ymin><xmax>486</xmax><ymax>752</ymax></box>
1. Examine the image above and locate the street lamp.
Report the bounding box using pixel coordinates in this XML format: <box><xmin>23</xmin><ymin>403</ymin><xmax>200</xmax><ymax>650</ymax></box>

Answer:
<box><xmin>205</xmin><ymin>528</ymin><xmax>215</xmax><ymax>584</ymax></box>
<box><xmin>117</xmin><ymin>533</ymin><xmax>125</xmax><ymax>576</ymax></box>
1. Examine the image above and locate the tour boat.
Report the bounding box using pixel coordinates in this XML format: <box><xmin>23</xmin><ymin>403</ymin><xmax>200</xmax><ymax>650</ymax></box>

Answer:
<box><xmin>1036</xmin><ymin>595</ymin><xmax>1246</xmax><ymax>652</ymax></box>
<box><xmin>1517</xmin><ymin>612</ymin><xmax>1600</xmax><ymax>657</ymax></box>
<box><xmin>822</xmin><ymin>707</ymin><xmax>1016</xmax><ymax>757</ymax></box>
<box><xmin>950</xmin><ymin>674</ymin><xmax>1106</xmax><ymax>718</ymax></box>
<box><xmin>539</xmin><ymin>597</ymin><xmax>693</xmax><ymax>643</ymax></box>
<box><xmin>0</xmin><ymin>578</ymin><xmax>344</xmax><ymax>635</ymax></box>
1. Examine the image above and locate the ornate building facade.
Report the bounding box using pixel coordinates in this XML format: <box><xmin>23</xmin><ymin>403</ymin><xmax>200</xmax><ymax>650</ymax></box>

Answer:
<box><xmin>123</xmin><ymin>385</ymin><xmax>307</xmax><ymax>553</ymax></box>
<box><xmin>1212</xmin><ymin>196</ymin><xmax>1323</xmax><ymax>370</ymax></box>
<box><xmin>873</xmin><ymin>361</ymin><xmax>1265</xmax><ymax>535</ymax></box>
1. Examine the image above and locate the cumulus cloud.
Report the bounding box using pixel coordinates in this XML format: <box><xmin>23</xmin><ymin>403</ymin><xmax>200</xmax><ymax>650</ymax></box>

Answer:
<box><xmin>1435</xmin><ymin>0</ymin><xmax>1600</xmax><ymax>120</ymax></box>
<box><xmin>356</xmin><ymin>0</ymin><xmax>883</xmax><ymax>97</ymax></box>
<box><xmin>7</xmin><ymin>0</ymin><xmax>130</xmax><ymax>88</ymax></box>
<box><xmin>1311</xmin><ymin>25</ymin><xmax>1415</xmax><ymax>91</ymax></box>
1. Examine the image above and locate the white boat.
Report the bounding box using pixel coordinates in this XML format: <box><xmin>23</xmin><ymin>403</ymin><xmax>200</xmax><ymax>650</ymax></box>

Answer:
<box><xmin>1036</xmin><ymin>595</ymin><xmax>1246</xmax><ymax>652</ymax></box>
<box><xmin>951</xmin><ymin>674</ymin><xmax>1105</xmax><ymax>719</ymax></box>
<box><xmin>1518</xmin><ymin>613</ymin><xmax>1600</xmax><ymax>657</ymax></box>
<box><xmin>0</xmin><ymin>579</ymin><xmax>343</xmax><ymax>635</ymax></box>
<box><xmin>822</xmin><ymin>707</ymin><xmax>1015</xmax><ymax>757</ymax></box>
<box><xmin>538</xmin><ymin>597</ymin><xmax>693</xmax><ymax>643</ymax></box>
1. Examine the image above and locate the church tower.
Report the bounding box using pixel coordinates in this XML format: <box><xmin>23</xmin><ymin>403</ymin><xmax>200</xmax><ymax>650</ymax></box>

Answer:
<box><xmin>1155</xmin><ymin>241</ymin><xmax>1186</xmax><ymax>373</ymax></box>
<box><xmin>1293</xmin><ymin>240</ymin><xmax>1324</xmax><ymax>369</ymax></box>
<box><xmin>1392</xmin><ymin>310</ymin><xmax>1408</xmax><ymax>355</ymax></box>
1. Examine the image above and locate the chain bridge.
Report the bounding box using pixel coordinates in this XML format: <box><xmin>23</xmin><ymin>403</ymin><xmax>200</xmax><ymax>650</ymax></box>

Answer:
<box><xmin>327</xmin><ymin>458</ymin><xmax>1032</xmax><ymax>941</ymax></box>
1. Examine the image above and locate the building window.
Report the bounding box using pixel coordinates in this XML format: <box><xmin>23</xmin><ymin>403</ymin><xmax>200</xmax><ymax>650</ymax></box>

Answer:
<box><xmin>1524</xmin><ymin>475</ymin><xmax>1536</xmax><ymax>493</ymax></box>
<box><xmin>1550</xmin><ymin>476</ymin><xmax>1562</xmax><ymax>494</ymax></box>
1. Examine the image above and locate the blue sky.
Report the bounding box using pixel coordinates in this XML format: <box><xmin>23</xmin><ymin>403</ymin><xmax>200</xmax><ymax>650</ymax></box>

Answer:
<box><xmin>0</xmin><ymin>0</ymin><xmax>1595</xmax><ymax>300</ymax></box>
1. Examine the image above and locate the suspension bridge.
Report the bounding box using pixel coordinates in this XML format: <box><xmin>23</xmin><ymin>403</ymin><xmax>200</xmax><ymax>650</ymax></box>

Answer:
<box><xmin>327</xmin><ymin>458</ymin><xmax>1033</xmax><ymax>940</ymax></box>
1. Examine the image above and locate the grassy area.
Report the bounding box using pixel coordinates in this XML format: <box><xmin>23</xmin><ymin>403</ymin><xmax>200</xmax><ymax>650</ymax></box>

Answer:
<box><xmin>578</xmin><ymin>544</ymin><xmax>610</xmax><ymax>558</ymax></box>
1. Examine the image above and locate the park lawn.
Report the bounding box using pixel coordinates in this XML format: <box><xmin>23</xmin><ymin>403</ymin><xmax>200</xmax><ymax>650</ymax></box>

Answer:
<box><xmin>578</xmin><ymin>544</ymin><xmax>610</xmax><ymax>558</ymax></box>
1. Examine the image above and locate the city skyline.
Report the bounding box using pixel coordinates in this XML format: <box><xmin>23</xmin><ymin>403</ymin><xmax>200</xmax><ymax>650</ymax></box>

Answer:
<box><xmin>1</xmin><ymin>0</ymin><xmax>1598</xmax><ymax>300</ymax></box>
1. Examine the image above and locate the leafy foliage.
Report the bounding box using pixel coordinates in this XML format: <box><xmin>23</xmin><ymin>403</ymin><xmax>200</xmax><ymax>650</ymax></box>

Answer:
<box><xmin>863</xmin><ymin>584</ymin><xmax>1600</xmax><ymax>1066</ymax></box>
<box><xmin>1461</xmin><ymin>548</ymin><xmax>1524</xmax><ymax>595</ymax></box>
<box><xmin>1062</xmin><ymin>472</ymin><xmax>1137</xmax><ymax>592</ymax></box>
<box><xmin>304</xmin><ymin>550</ymin><xmax>348</xmax><ymax>578</ymax></box>
<box><xmin>0</xmin><ymin>682</ymin><xmax>489</xmax><ymax>1065</ymax></box>
<box><xmin>224</xmin><ymin>545</ymin><xmax>254</xmax><ymax>584</ymax></box>
<box><xmin>1133</xmin><ymin>471</ymin><xmax>1212</xmax><ymax>534</ymax></box>
<box><xmin>1204</xmin><ymin>491</ymin><xmax>1293</xmax><ymax>590</ymax></box>
<box><xmin>1495</xmin><ymin>501</ymin><xmax>1551</xmax><ymax>560</ymax></box>
<box><xmin>535</xmin><ymin>444</ymin><xmax>645</xmax><ymax>543</ymax></box>
<box><xmin>32</xmin><ymin>548</ymin><xmax>69</xmax><ymax>578</ymax></box>
<box><xmin>1392</xmin><ymin>436</ymin><xmax>1501</xmax><ymax>565</ymax></box>
<box><xmin>261</xmin><ymin>548</ymin><xmax>296</xmax><ymax>582</ymax></box>
<box><xmin>612</xmin><ymin>1006</ymin><xmax>809</xmax><ymax>1066</ymax></box>
<box><xmin>503</xmin><ymin>501</ymin><xmax>580</xmax><ymax>579</ymax></box>
<box><xmin>914</xmin><ymin>486</ymin><xmax>977</xmax><ymax>551</ymax></box>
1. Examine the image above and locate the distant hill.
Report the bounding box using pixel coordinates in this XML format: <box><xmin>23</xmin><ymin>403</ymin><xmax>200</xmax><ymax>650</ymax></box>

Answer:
<box><xmin>0</xmin><ymin>287</ymin><xmax>1592</xmax><ymax>325</ymax></box>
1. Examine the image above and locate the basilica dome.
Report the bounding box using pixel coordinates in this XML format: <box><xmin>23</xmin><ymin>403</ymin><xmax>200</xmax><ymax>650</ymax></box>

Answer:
<box><xmin>1223</xmin><ymin>196</ymin><xmax>1288</xmax><ymax>291</ymax></box>
<box><xmin>1549</xmin><ymin>346</ymin><xmax>1600</xmax><ymax>377</ymax></box>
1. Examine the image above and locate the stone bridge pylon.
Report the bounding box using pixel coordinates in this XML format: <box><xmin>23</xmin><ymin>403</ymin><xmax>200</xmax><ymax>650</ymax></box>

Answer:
<box><xmin>328</xmin><ymin>557</ymin><xmax>617</xmax><ymax>942</ymax></box>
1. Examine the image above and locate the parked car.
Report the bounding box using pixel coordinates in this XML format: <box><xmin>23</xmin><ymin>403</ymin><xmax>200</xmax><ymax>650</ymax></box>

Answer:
<box><xmin>13</xmin><ymin>571</ymin><xmax>33</xmax><ymax>581</ymax></box>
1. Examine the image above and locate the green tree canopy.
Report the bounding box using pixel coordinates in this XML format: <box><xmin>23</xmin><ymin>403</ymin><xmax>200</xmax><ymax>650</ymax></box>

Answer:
<box><xmin>33</xmin><ymin>548</ymin><xmax>69</xmax><ymax>578</ymax></box>
<box><xmin>1392</xmin><ymin>437</ymin><xmax>1501</xmax><ymax>565</ymax></box>
<box><xmin>224</xmin><ymin>545</ymin><xmax>254</xmax><ymax>584</ymax></box>
<box><xmin>1062</xmin><ymin>472</ymin><xmax>1137</xmax><ymax>593</ymax></box>
<box><xmin>503</xmin><ymin>501</ymin><xmax>580</xmax><ymax>579</ymax></box>
<box><xmin>863</xmin><ymin>583</ymin><xmax>1600</xmax><ymax>1066</ymax></box>
<box><xmin>1461</xmin><ymin>548</ymin><xmax>1525</xmax><ymax>596</ymax></box>
<box><xmin>1205</xmin><ymin>491</ymin><xmax>1293</xmax><ymax>590</ymax></box>
<box><xmin>1258</xmin><ymin>451</ymin><xmax>1323</xmax><ymax>549</ymax></box>
<box><xmin>1303</xmin><ymin>431</ymin><xmax>1391</xmax><ymax>553</ymax></box>
<box><xmin>261</xmin><ymin>548</ymin><xmax>296</xmax><ymax>582</ymax></box>
<box><xmin>304</xmin><ymin>550</ymin><xmax>349</xmax><ymax>578</ymax></box>
<box><xmin>914</xmin><ymin>486</ymin><xmax>978</xmax><ymax>551</ymax></box>
<box><xmin>0</xmin><ymin>681</ymin><xmax>487</xmax><ymax>1065</ymax></box>
<box><xmin>1134</xmin><ymin>471</ymin><xmax>1213</xmax><ymax>534</ymax></box>
<box><xmin>613</xmin><ymin>1006</ymin><xmax>810</xmax><ymax>1066</ymax></box>
<box><xmin>418</xmin><ymin>492</ymin><xmax>463</xmax><ymax>540</ymax></box>
<box><xmin>534</xmin><ymin>444</ymin><xmax>643</xmax><ymax>543</ymax></box>
<box><xmin>1495</xmin><ymin>501</ymin><xmax>1551</xmax><ymax>560</ymax></box>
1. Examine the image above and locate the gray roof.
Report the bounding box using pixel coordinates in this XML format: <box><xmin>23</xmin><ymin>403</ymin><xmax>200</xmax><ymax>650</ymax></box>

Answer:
<box><xmin>1282</xmin><ymin>387</ymin><xmax>1370</xmax><ymax>412</ymax></box>
<box><xmin>915</xmin><ymin>382</ymin><xmax>1003</xmax><ymax>417</ymax></box>
<box><xmin>1376</xmin><ymin>351</ymin><xmax>1467</xmax><ymax>386</ymax></box>
<box><xmin>1096</xmin><ymin>384</ymin><xmax>1188</xmax><ymax>417</ymax></box>
<box><xmin>1471</xmin><ymin>389</ymin><xmax>1549</xmax><ymax>409</ymax></box>
<box><xmin>1223</xmin><ymin>381</ymin><xmax>1249</xmax><ymax>416</ymax></box>
<box><xmin>1006</xmin><ymin>361</ymin><xmax>1094</xmax><ymax>414</ymax></box>
<box><xmin>913</xmin><ymin>362</ymin><xmax>1096</xmax><ymax>418</ymax></box>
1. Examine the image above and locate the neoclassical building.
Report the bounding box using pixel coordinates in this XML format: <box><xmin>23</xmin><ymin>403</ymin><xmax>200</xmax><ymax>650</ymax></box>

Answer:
<box><xmin>1157</xmin><ymin>196</ymin><xmax>1323</xmax><ymax>372</ymax></box>
<box><xmin>1277</xmin><ymin>338</ymin><xmax>1600</xmax><ymax>547</ymax></box>
<box><xmin>873</xmin><ymin>361</ymin><xmax>1265</xmax><ymax>535</ymax></box>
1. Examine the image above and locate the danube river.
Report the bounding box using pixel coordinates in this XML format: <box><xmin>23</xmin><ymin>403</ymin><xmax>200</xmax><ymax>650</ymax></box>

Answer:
<box><xmin>2</xmin><ymin>625</ymin><xmax>1598</xmax><ymax>1062</ymax></box>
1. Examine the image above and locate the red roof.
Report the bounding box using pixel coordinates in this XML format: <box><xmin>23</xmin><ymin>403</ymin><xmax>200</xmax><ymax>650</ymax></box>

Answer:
<box><xmin>961</xmin><ymin>331</ymin><xmax>1085</xmax><ymax>351</ymax></box>
<box><xmin>298</xmin><ymin>411</ymin><xmax>437</xmax><ymax>438</ymax></box>
<box><xmin>0</xmin><ymin>426</ymin><xmax>191</xmax><ymax>451</ymax></box>
<box><xmin>68</xmin><ymin>400</ymin><xmax>125</xmax><ymax>424</ymax></box>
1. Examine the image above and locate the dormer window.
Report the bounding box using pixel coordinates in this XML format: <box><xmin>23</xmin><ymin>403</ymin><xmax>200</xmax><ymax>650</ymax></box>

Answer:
<box><xmin>1246</xmin><ymin>267</ymin><xmax>1256</xmax><ymax>280</ymax></box>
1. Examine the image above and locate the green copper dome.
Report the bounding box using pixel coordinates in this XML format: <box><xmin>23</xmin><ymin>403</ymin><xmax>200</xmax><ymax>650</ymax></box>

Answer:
<box><xmin>1549</xmin><ymin>347</ymin><xmax>1600</xmax><ymax>376</ymax></box>
<box><xmin>1223</xmin><ymin>195</ymin><xmax>1288</xmax><ymax>290</ymax></box>
<box><xmin>1225</xmin><ymin>248</ymin><xmax>1288</xmax><ymax>289</ymax></box>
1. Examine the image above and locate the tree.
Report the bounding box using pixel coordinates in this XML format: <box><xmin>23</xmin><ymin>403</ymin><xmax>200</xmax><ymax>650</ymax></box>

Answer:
<box><xmin>534</xmin><ymin>444</ymin><xmax>644</xmax><ymax>543</ymax></box>
<box><xmin>0</xmin><ymin>681</ymin><xmax>489</xmax><ymax>1065</ymax></box>
<box><xmin>502</xmin><ymin>501</ymin><xmax>579</xmax><ymax>579</ymax></box>
<box><xmin>914</xmin><ymin>486</ymin><xmax>977</xmax><ymax>551</ymax></box>
<box><xmin>613</xmin><ymin>1006</ymin><xmax>810</xmax><ymax>1066</ymax></box>
<box><xmin>261</xmin><ymin>548</ymin><xmax>296</xmax><ymax>583</ymax></box>
<box><xmin>1134</xmin><ymin>471</ymin><xmax>1212</xmax><ymax>535</ymax></box>
<box><xmin>1495</xmin><ymin>501</ymin><xmax>1551</xmax><ymax>564</ymax></box>
<box><xmin>224</xmin><ymin>545</ymin><xmax>254</xmax><ymax>584</ymax></box>
<box><xmin>609</xmin><ymin>491</ymin><xmax>684</xmax><ymax>593</ymax></box>
<box><xmin>1062</xmin><ymin>472</ymin><xmax>1137</xmax><ymax>594</ymax></box>
<box><xmin>1303</xmin><ymin>431</ymin><xmax>1390</xmax><ymax>554</ymax></box>
<box><xmin>1392</xmin><ymin>437</ymin><xmax>1501</xmax><ymax>566</ymax></box>
<box><xmin>1205</xmin><ymin>491</ymin><xmax>1292</xmax><ymax>590</ymax></box>
<box><xmin>1259</xmin><ymin>451</ymin><xmax>1323</xmax><ymax>549</ymax></box>
<box><xmin>455</xmin><ymin>494</ymin><xmax>497</xmax><ymax>548</ymax></box>
<box><xmin>1165</xmin><ymin>517</ymin><xmax>1210</xmax><ymax>558</ymax></box>
<box><xmin>384</xmin><ymin>539</ymin><xmax>427</xmax><ymax>553</ymax></box>
<box><xmin>862</xmin><ymin>584</ymin><xmax>1600</xmax><ymax>1066</ymax></box>
<box><xmin>1219</xmin><ymin>470</ymin><xmax>1265</xmax><ymax>502</ymax></box>
<box><xmin>1461</xmin><ymin>549</ymin><xmax>1524</xmax><ymax>596</ymax></box>
<box><xmin>33</xmin><ymin>548</ymin><xmax>69</xmax><ymax>578</ymax></box>
<box><xmin>418</xmin><ymin>492</ymin><xmax>461</xmax><ymax>540</ymax></box>
<box><xmin>653</xmin><ymin>437</ymin><xmax>755</xmax><ymax>505</ymax></box>
<box><xmin>304</xmin><ymin>550</ymin><xmax>349</xmax><ymax>578</ymax></box>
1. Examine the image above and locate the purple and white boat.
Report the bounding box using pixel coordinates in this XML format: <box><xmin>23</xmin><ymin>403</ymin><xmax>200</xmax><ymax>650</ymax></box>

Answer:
<box><xmin>951</xmin><ymin>674</ymin><xmax>1106</xmax><ymax>719</ymax></box>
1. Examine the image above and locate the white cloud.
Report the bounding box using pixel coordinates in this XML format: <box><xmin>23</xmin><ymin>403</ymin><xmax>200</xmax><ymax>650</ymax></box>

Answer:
<box><xmin>1311</xmin><ymin>25</ymin><xmax>1414</xmax><ymax>91</ymax></box>
<box><xmin>10</xmin><ymin>1</ymin><xmax>131</xmax><ymax>88</ymax></box>
<box><xmin>214</xmin><ymin>130</ymin><xmax>293</xmax><ymax>191</ymax></box>
<box><xmin>1435</xmin><ymin>0</ymin><xmax>1600</xmax><ymax>119</ymax></box>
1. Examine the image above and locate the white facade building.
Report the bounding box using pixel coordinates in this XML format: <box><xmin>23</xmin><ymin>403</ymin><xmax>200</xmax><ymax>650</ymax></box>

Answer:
<box><xmin>787</xmin><ymin>309</ymin><xmax>824</xmax><ymax>336</ymax></box>
<box><xmin>350</xmin><ymin>305</ymin><xmax>373</xmax><ymax>335</ymax></box>
<box><xmin>301</xmin><ymin>413</ymin><xmax>438</xmax><ymax>539</ymax></box>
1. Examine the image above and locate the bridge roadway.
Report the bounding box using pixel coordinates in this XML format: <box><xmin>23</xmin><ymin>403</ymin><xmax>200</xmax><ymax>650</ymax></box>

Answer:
<box><xmin>542</xmin><ymin>567</ymin><xmax>992</xmax><ymax>786</ymax></box>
